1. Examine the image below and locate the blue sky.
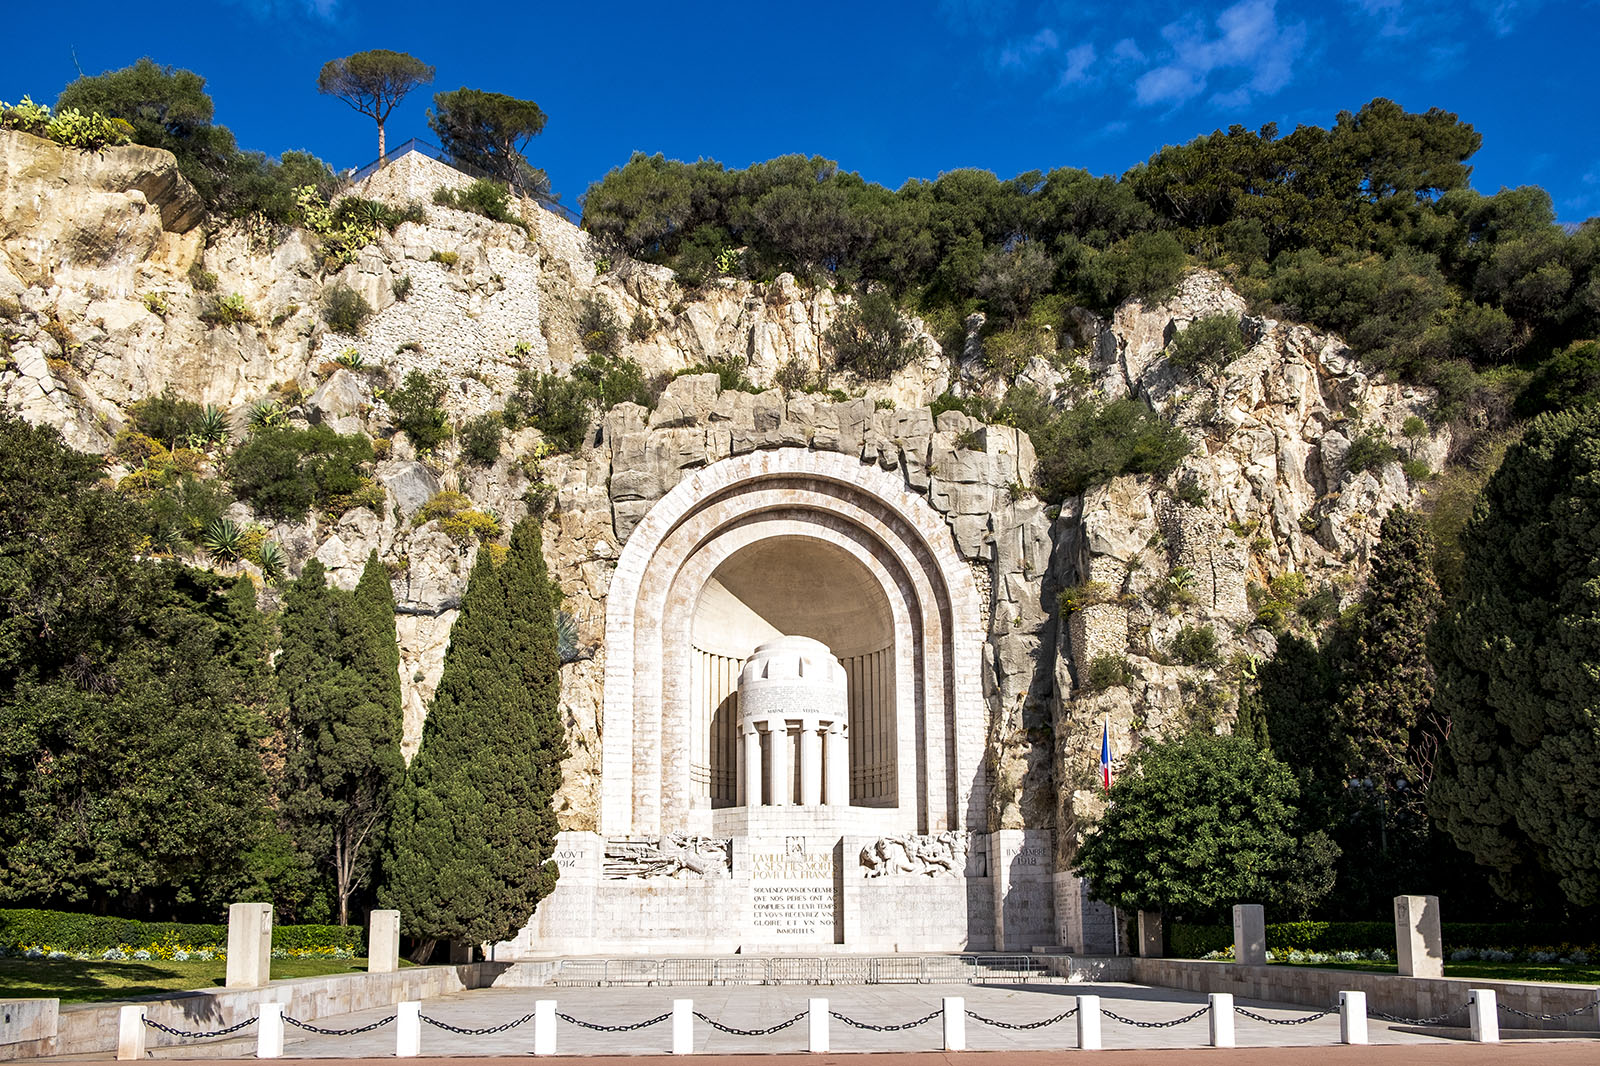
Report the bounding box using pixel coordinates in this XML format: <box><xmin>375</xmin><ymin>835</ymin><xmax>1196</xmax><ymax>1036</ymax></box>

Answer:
<box><xmin>6</xmin><ymin>0</ymin><xmax>1599</xmax><ymax>221</ymax></box>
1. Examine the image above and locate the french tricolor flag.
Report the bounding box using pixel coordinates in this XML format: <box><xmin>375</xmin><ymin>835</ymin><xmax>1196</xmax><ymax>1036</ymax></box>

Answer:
<box><xmin>1100</xmin><ymin>718</ymin><xmax>1113</xmax><ymax>792</ymax></box>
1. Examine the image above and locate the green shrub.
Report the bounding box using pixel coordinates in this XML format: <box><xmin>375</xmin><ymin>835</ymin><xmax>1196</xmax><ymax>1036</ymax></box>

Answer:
<box><xmin>676</xmin><ymin>357</ymin><xmax>760</xmax><ymax>395</ymax></box>
<box><xmin>504</xmin><ymin>370</ymin><xmax>593</xmax><ymax>452</ymax></box>
<box><xmin>0</xmin><ymin>909</ymin><xmax>364</xmax><ymax>953</ymax></box>
<box><xmin>1083</xmin><ymin>654</ymin><xmax>1134</xmax><ymax>693</ymax></box>
<box><xmin>577</xmin><ymin>295</ymin><xmax>621</xmax><ymax>356</ymax></box>
<box><xmin>827</xmin><ymin>289</ymin><xmax>922</xmax><ymax>379</ymax></box>
<box><xmin>129</xmin><ymin>389</ymin><xmax>206</xmax><ymax>445</ymax></box>
<box><xmin>413</xmin><ymin>490</ymin><xmax>501</xmax><ymax>543</ymax></box>
<box><xmin>1001</xmin><ymin>386</ymin><xmax>1192</xmax><ymax>502</ymax></box>
<box><xmin>1171</xmin><ymin>624</ymin><xmax>1219</xmax><ymax>666</ymax></box>
<box><xmin>429</xmin><ymin>250</ymin><xmax>459</xmax><ymax>268</ymax></box>
<box><xmin>387</xmin><ymin>369</ymin><xmax>451</xmax><ymax>454</ymax></box>
<box><xmin>1345</xmin><ymin>431</ymin><xmax>1399</xmax><ymax>475</ymax></box>
<box><xmin>628</xmin><ymin>313</ymin><xmax>653</xmax><ymax>342</ymax></box>
<box><xmin>1167</xmin><ymin>314</ymin><xmax>1246</xmax><ymax>374</ymax></box>
<box><xmin>188</xmin><ymin>263</ymin><xmax>218</xmax><ymax>292</ymax></box>
<box><xmin>321</xmin><ymin>285</ymin><xmax>373</xmax><ymax>335</ymax></box>
<box><xmin>460</xmin><ymin>412</ymin><xmax>504</xmax><ymax>465</ymax></box>
<box><xmin>1401</xmin><ymin>415</ymin><xmax>1428</xmax><ymax>438</ymax></box>
<box><xmin>392</xmin><ymin>274</ymin><xmax>413</xmax><ymax>301</ymax></box>
<box><xmin>228</xmin><ymin>425</ymin><xmax>374</xmax><ymax>520</ymax></box>
<box><xmin>433</xmin><ymin>179</ymin><xmax>521</xmax><ymax>227</ymax></box>
<box><xmin>1168</xmin><ymin>920</ymin><xmax>1579</xmax><ymax>958</ymax></box>
<box><xmin>1402</xmin><ymin>457</ymin><xmax>1432</xmax><ymax>482</ymax></box>
<box><xmin>200</xmin><ymin>293</ymin><xmax>253</xmax><ymax>326</ymax></box>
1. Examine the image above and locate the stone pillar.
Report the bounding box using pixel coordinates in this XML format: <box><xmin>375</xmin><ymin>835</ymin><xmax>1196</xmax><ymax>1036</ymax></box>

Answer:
<box><xmin>824</xmin><ymin>723</ymin><xmax>848</xmax><ymax>806</ymax></box>
<box><xmin>116</xmin><ymin>1006</ymin><xmax>145</xmax><ymax>1061</ymax></box>
<box><xmin>766</xmin><ymin>725</ymin><xmax>789</xmax><ymax>806</ymax></box>
<box><xmin>368</xmin><ymin>910</ymin><xmax>400</xmax><ymax>973</ymax></box>
<box><xmin>800</xmin><ymin>725</ymin><xmax>823</xmax><ymax>805</ymax></box>
<box><xmin>1137</xmin><ymin>910</ymin><xmax>1163</xmax><ymax>958</ymax></box>
<box><xmin>740</xmin><ymin>727</ymin><xmax>760</xmax><ymax>806</ymax></box>
<box><xmin>1394</xmin><ymin>895</ymin><xmax>1443</xmax><ymax>977</ymax></box>
<box><xmin>225</xmin><ymin>902</ymin><xmax>273</xmax><ymax>989</ymax></box>
<box><xmin>1232</xmin><ymin>904</ymin><xmax>1266</xmax><ymax>966</ymax></box>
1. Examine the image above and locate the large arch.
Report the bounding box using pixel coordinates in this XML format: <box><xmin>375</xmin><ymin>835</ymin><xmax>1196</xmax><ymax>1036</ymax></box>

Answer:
<box><xmin>601</xmin><ymin>448</ymin><xmax>987</xmax><ymax>838</ymax></box>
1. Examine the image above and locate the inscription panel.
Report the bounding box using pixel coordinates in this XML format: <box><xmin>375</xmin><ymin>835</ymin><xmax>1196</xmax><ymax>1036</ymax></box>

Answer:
<box><xmin>749</xmin><ymin>837</ymin><xmax>837</xmax><ymax>942</ymax></box>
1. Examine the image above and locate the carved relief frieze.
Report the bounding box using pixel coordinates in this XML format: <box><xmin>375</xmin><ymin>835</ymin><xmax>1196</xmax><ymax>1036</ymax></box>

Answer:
<box><xmin>603</xmin><ymin>834</ymin><xmax>732</xmax><ymax>879</ymax></box>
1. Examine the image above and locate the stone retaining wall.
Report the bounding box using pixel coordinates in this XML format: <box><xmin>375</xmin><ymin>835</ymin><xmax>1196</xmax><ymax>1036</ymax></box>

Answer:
<box><xmin>1131</xmin><ymin>958</ymin><xmax>1600</xmax><ymax>1032</ymax></box>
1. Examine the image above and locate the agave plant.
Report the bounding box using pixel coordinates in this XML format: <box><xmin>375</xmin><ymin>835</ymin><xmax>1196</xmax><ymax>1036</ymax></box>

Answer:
<box><xmin>196</xmin><ymin>404</ymin><xmax>230</xmax><ymax>446</ymax></box>
<box><xmin>254</xmin><ymin>539</ymin><xmax>285</xmax><ymax>582</ymax></box>
<box><xmin>556</xmin><ymin>610</ymin><xmax>583</xmax><ymax>664</ymax></box>
<box><xmin>247</xmin><ymin>401</ymin><xmax>289</xmax><ymax>431</ymax></box>
<box><xmin>334</xmin><ymin>347</ymin><xmax>365</xmax><ymax>370</ymax></box>
<box><xmin>202</xmin><ymin>518</ymin><xmax>243</xmax><ymax>563</ymax></box>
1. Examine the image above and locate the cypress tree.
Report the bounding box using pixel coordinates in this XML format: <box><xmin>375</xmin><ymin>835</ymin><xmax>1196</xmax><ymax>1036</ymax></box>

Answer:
<box><xmin>278</xmin><ymin>556</ymin><xmax>404</xmax><ymax>925</ymax></box>
<box><xmin>1233</xmin><ymin>678</ymin><xmax>1271</xmax><ymax>749</ymax></box>
<box><xmin>1430</xmin><ymin>408</ymin><xmax>1600</xmax><ymax>906</ymax></box>
<box><xmin>381</xmin><ymin>518</ymin><xmax>567</xmax><ymax>952</ymax></box>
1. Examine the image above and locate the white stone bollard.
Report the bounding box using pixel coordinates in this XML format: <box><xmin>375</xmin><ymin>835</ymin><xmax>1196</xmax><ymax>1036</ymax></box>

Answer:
<box><xmin>396</xmin><ymin>1001</ymin><xmax>421</xmax><ymax>1057</ymax></box>
<box><xmin>942</xmin><ymin>997</ymin><xmax>965</xmax><ymax>1052</ymax></box>
<box><xmin>1076</xmin><ymin>994</ymin><xmax>1102</xmax><ymax>1051</ymax></box>
<box><xmin>1394</xmin><ymin>895</ymin><xmax>1444</xmax><ymax>978</ymax></box>
<box><xmin>1232</xmin><ymin>904</ymin><xmax>1267</xmax><ymax>966</ymax></box>
<box><xmin>672</xmin><ymin>999</ymin><xmax>694</xmax><ymax>1055</ymax></box>
<box><xmin>225</xmin><ymin>902</ymin><xmax>273</xmax><ymax>988</ymax></box>
<box><xmin>1209</xmin><ymin>993</ymin><xmax>1235</xmax><ymax>1048</ymax></box>
<box><xmin>116</xmin><ymin>1005</ymin><xmax>146</xmax><ymax>1061</ymax></box>
<box><xmin>257</xmin><ymin>1003</ymin><xmax>285</xmax><ymax>1058</ymax></box>
<box><xmin>1468</xmin><ymin>989</ymin><xmax>1499</xmax><ymax>1043</ymax></box>
<box><xmin>808</xmin><ymin>998</ymin><xmax>829</xmax><ymax>1053</ymax></box>
<box><xmin>367</xmin><ymin>910</ymin><xmax>401</xmax><ymax>974</ymax></box>
<box><xmin>533</xmin><ymin>1000</ymin><xmax>557</xmax><ymax>1056</ymax></box>
<box><xmin>1339</xmin><ymin>991</ymin><xmax>1368</xmax><ymax>1045</ymax></box>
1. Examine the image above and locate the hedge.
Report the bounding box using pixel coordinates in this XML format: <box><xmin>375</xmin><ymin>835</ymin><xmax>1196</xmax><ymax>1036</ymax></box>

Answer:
<box><xmin>0</xmin><ymin>909</ymin><xmax>365</xmax><ymax>953</ymax></box>
<box><xmin>1169</xmin><ymin>919</ymin><xmax>1581</xmax><ymax>958</ymax></box>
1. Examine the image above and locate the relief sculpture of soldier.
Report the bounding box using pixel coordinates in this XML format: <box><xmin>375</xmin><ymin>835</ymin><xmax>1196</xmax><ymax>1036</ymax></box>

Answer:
<box><xmin>860</xmin><ymin>831</ymin><xmax>968</xmax><ymax>877</ymax></box>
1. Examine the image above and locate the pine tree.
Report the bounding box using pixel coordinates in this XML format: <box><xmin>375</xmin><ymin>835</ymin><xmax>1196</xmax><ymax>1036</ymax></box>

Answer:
<box><xmin>278</xmin><ymin>556</ymin><xmax>404</xmax><ymax>925</ymax></box>
<box><xmin>1430</xmin><ymin>408</ymin><xmax>1600</xmax><ymax>906</ymax></box>
<box><xmin>381</xmin><ymin>519</ymin><xmax>567</xmax><ymax>951</ymax></box>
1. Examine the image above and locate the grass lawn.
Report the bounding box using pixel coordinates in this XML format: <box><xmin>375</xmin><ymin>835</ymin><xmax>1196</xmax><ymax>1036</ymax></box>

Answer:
<box><xmin>1279</xmin><ymin>959</ymin><xmax>1600</xmax><ymax>985</ymax></box>
<box><xmin>0</xmin><ymin>957</ymin><xmax>412</xmax><ymax>1004</ymax></box>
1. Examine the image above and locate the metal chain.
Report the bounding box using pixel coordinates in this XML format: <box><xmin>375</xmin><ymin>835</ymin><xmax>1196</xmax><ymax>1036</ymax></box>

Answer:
<box><xmin>1370</xmin><ymin>1003</ymin><xmax>1469</xmax><ymax>1027</ymax></box>
<box><xmin>828</xmin><ymin>1008</ymin><xmax>943</xmax><ymax>1032</ymax></box>
<box><xmin>421</xmin><ymin>1012</ymin><xmax>536</xmax><ymax>1036</ymax></box>
<box><xmin>1501</xmin><ymin>999</ymin><xmax>1600</xmax><ymax>1022</ymax></box>
<box><xmin>142</xmin><ymin>1016</ymin><xmax>257</xmax><ymax>1040</ymax></box>
<box><xmin>1102</xmin><ymin>1005</ymin><xmax>1210</xmax><ymax>1029</ymax></box>
<box><xmin>692</xmin><ymin>1010</ymin><xmax>807</xmax><ymax>1036</ymax></box>
<box><xmin>1236</xmin><ymin>1006</ymin><xmax>1336</xmax><ymax>1026</ymax></box>
<box><xmin>283</xmin><ymin>1014</ymin><xmax>396</xmax><ymax>1036</ymax></box>
<box><xmin>965</xmin><ymin>1006</ymin><xmax>1079</xmax><ymax>1029</ymax></box>
<box><xmin>556</xmin><ymin>1010</ymin><xmax>673</xmax><ymax>1033</ymax></box>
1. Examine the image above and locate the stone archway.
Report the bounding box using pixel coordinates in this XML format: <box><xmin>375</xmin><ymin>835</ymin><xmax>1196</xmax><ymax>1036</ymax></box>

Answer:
<box><xmin>600</xmin><ymin>447</ymin><xmax>987</xmax><ymax>838</ymax></box>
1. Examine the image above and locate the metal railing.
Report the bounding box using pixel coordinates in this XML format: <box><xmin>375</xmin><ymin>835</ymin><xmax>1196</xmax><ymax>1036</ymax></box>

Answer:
<box><xmin>347</xmin><ymin>137</ymin><xmax>580</xmax><ymax>224</ymax></box>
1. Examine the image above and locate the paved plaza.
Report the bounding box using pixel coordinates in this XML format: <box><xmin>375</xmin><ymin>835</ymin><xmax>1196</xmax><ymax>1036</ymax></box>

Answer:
<box><xmin>236</xmin><ymin>982</ymin><xmax>1460</xmax><ymax>1057</ymax></box>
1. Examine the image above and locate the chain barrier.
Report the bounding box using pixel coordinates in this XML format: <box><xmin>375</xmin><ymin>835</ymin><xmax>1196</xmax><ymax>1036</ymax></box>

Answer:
<box><xmin>1236</xmin><ymin>1006</ymin><xmax>1337</xmax><ymax>1026</ymax></box>
<box><xmin>964</xmin><ymin>1006</ymin><xmax>1079</xmax><ymax>1029</ymax></box>
<box><xmin>1102</xmin><ymin>1005</ymin><xmax>1211</xmax><ymax>1029</ymax></box>
<box><xmin>142</xmin><ymin>1016</ymin><xmax>258</xmax><ymax>1040</ymax></box>
<box><xmin>1369</xmin><ymin>1003</ymin><xmax>1469</xmax><ymax>1027</ymax></box>
<box><xmin>421</xmin><ymin>1012</ymin><xmax>536</xmax><ymax>1036</ymax></box>
<box><xmin>556</xmin><ymin>1010</ymin><xmax>673</xmax><ymax>1033</ymax></box>
<box><xmin>828</xmin><ymin>1008</ymin><xmax>943</xmax><ymax>1032</ymax></box>
<box><xmin>692</xmin><ymin>1010</ymin><xmax>808</xmax><ymax>1036</ymax></box>
<box><xmin>283</xmin><ymin>1014</ymin><xmax>396</xmax><ymax>1036</ymax></box>
<box><xmin>1500</xmin><ymin>998</ymin><xmax>1600</xmax><ymax>1022</ymax></box>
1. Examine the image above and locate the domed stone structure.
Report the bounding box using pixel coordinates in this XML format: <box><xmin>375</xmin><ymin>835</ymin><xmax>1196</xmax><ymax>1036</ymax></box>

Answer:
<box><xmin>737</xmin><ymin>636</ymin><xmax>849</xmax><ymax>808</ymax></box>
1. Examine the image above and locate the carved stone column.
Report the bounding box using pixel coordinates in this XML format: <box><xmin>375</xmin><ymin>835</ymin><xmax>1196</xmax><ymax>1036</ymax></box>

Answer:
<box><xmin>766</xmin><ymin>723</ymin><xmax>789</xmax><ymax>806</ymax></box>
<box><xmin>824</xmin><ymin>722</ymin><xmax>849</xmax><ymax>806</ymax></box>
<box><xmin>740</xmin><ymin>726</ymin><xmax>761</xmax><ymax>806</ymax></box>
<box><xmin>800</xmin><ymin>724</ymin><xmax>824</xmax><ymax>805</ymax></box>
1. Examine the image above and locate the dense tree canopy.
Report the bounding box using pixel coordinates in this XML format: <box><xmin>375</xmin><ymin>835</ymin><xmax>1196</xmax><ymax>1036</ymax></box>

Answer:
<box><xmin>428</xmin><ymin>88</ymin><xmax>550</xmax><ymax>199</ymax></box>
<box><xmin>1430</xmin><ymin>407</ymin><xmax>1600</xmax><ymax>907</ymax></box>
<box><xmin>382</xmin><ymin>518</ymin><xmax>567</xmax><ymax>950</ymax></box>
<box><xmin>1075</xmin><ymin>731</ymin><xmax>1337</xmax><ymax>921</ymax></box>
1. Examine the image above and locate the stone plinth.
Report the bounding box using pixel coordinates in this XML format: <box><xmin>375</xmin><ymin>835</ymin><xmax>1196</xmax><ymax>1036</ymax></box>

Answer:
<box><xmin>1232</xmin><ymin>904</ymin><xmax>1265</xmax><ymax>966</ymax></box>
<box><xmin>368</xmin><ymin>909</ymin><xmax>401</xmax><ymax>973</ymax></box>
<box><xmin>225</xmin><ymin>902</ymin><xmax>273</xmax><ymax>989</ymax></box>
<box><xmin>1394</xmin><ymin>894</ymin><xmax>1442</xmax><ymax>978</ymax></box>
<box><xmin>1138</xmin><ymin>910</ymin><xmax>1163</xmax><ymax>957</ymax></box>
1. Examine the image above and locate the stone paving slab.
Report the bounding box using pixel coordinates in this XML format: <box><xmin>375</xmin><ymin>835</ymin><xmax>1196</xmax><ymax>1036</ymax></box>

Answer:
<box><xmin>265</xmin><ymin>983</ymin><xmax>1455</xmax><ymax>1057</ymax></box>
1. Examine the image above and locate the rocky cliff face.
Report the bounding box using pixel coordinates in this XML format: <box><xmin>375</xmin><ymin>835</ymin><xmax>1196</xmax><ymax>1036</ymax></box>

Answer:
<box><xmin>0</xmin><ymin>133</ymin><xmax>1446</xmax><ymax>847</ymax></box>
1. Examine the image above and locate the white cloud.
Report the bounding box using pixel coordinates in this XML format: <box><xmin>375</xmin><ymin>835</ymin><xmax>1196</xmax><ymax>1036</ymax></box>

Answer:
<box><xmin>1111</xmin><ymin>38</ymin><xmax>1146</xmax><ymax>66</ymax></box>
<box><xmin>1132</xmin><ymin>0</ymin><xmax>1307</xmax><ymax>108</ymax></box>
<box><xmin>221</xmin><ymin>0</ymin><xmax>339</xmax><ymax>20</ymax></box>
<box><xmin>1059</xmin><ymin>43</ymin><xmax>1097</xmax><ymax>86</ymax></box>
<box><xmin>1000</xmin><ymin>28</ymin><xmax>1061</xmax><ymax>69</ymax></box>
<box><xmin>1470</xmin><ymin>0</ymin><xmax>1546</xmax><ymax>35</ymax></box>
